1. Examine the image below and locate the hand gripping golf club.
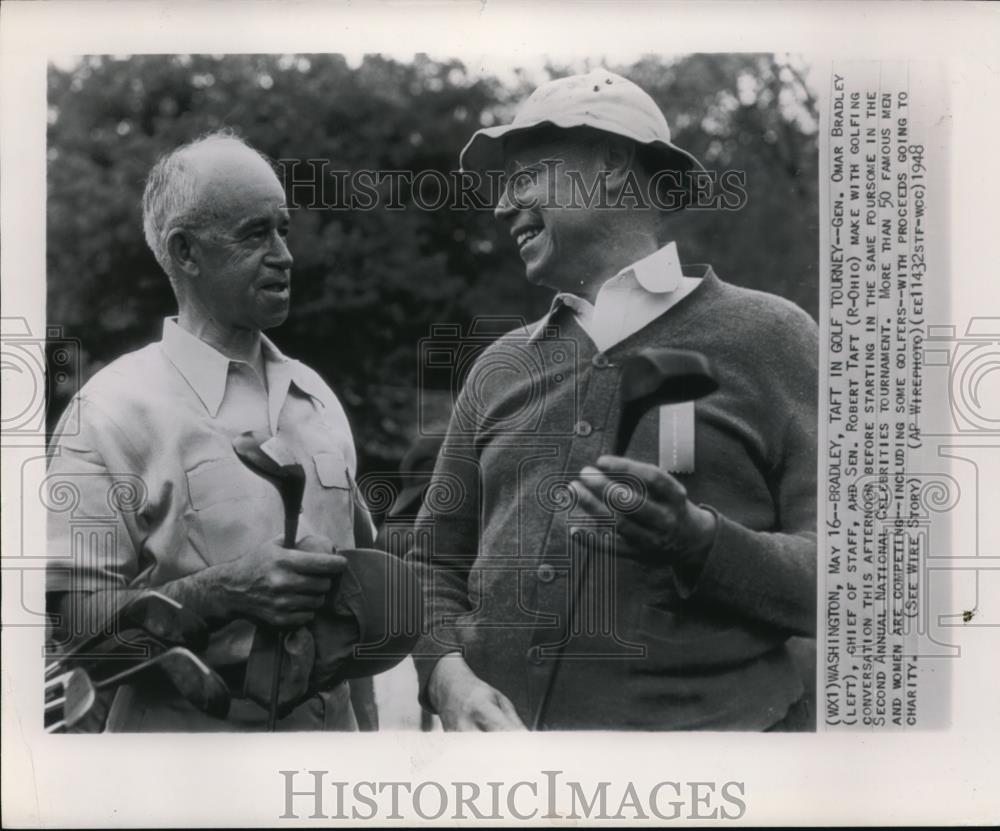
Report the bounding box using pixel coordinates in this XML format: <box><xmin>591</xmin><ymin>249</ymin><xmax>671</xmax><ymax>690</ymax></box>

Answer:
<box><xmin>232</xmin><ymin>430</ymin><xmax>307</xmax><ymax>730</ymax></box>
<box><xmin>45</xmin><ymin>590</ymin><xmax>209</xmax><ymax>680</ymax></box>
<box><xmin>533</xmin><ymin>347</ymin><xmax>718</xmax><ymax>730</ymax></box>
<box><xmin>613</xmin><ymin>348</ymin><xmax>718</xmax><ymax>456</ymax></box>
<box><xmin>45</xmin><ymin>668</ymin><xmax>96</xmax><ymax>733</ymax></box>
<box><xmin>93</xmin><ymin>646</ymin><xmax>230</xmax><ymax>719</ymax></box>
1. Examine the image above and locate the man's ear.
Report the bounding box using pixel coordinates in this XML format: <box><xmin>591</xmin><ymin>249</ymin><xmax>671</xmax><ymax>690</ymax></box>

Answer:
<box><xmin>165</xmin><ymin>228</ymin><xmax>200</xmax><ymax>278</ymax></box>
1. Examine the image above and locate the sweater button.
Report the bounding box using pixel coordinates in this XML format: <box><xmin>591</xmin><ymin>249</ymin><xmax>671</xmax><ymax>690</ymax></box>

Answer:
<box><xmin>574</xmin><ymin>420</ymin><xmax>592</xmax><ymax>437</ymax></box>
<box><xmin>536</xmin><ymin>563</ymin><xmax>555</xmax><ymax>582</ymax></box>
<box><xmin>527</xmin><ymin>646</ymin><xmax>544</xmax><ymax>666</ymax></box>
<box><xmin>592</xmin><ymin>352</ymin><xmax>609</xmax><ymax>368</ymax></box>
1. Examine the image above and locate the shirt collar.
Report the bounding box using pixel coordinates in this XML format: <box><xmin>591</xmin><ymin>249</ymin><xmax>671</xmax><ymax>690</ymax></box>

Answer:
<box><xmin>160</xmin><ymin>318</ymin><xmax>326</xmax><ymax>417</ymax></box>
<box><xmin>530</xmin><ymin>242</ymin><xmax>684</xmax><ymax>340</ymax></box>
<box><xmin>528</xmin><ymin>293</ymin><xmax>588</xmax><ymax>342</ymax></box>
<box><xmin>605</xmin><ymin>240</ymin><xmax>683</xmax><ymax>295</ymax></box>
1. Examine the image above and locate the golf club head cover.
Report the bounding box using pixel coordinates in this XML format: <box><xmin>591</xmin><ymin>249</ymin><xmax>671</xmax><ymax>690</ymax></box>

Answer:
<box><xmin>243</xmin><ymin>626</ymin><xmax>314</xmax><ymax>717</ymax></box>
<box><xmin>309</xmin><ymin>547</ymin><xmax>423</xmax><ymax>686</ymax></box>
<box><xmin>242</xmin><ymin>549</ymin><xmax>423</xmax><ymax>716</ymax></box>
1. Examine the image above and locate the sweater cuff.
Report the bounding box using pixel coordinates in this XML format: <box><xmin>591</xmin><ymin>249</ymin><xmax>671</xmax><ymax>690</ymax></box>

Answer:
<box><xmin>673</xmin><ymin>508</ymin><xmax>816</xmax><ymax>635</ymax></box>
<box><xmin>675</xmin><ymin>507</ymin><xmax>759</xmax><ymax>605</ymax></box>
<box><xmin>672</xmin><ymin>503</ymin><xmax>722</xmax><ymax>600</ymax></box>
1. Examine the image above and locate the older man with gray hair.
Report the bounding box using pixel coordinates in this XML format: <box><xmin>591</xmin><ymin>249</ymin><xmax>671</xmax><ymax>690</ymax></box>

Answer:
<box><xmin>46</xmin><ymin>130</ymin><xmax>403</xmax><ymax>731</ymax></box>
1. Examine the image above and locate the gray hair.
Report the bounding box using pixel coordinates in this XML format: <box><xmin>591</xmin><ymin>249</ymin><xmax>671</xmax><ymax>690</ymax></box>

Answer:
<box><xmin>141</xmin><ymin>129</ymin><xmax>273</xmax><ymax>276</ymax></box>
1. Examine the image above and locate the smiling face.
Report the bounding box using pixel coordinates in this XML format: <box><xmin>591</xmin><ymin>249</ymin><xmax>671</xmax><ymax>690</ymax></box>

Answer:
<box><xmin>184</xmin><ymin>144</ymin><xmax>293</xmax><ymax>333</ymax></box>
<box><xmin>495</xmin><ymin>128</ymin><xmax>614</xmax><ymax>297</ymax></box>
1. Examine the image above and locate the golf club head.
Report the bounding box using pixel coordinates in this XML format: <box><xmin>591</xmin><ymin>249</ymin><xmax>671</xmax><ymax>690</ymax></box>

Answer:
<box><xmin>232</xmin><ymin>430</ymin><xmax>306</xmax><ymax>546</ymax></box>
<box><xmin>121</xmin><ymin>591</ymin><xmax>209</xmax><ymax>652</ymax></box>
<box><xmin>96</xmin><ymin>646</ymin><xmax>230</xmax><ymax>719</ymax></box>
<box><xmin>45</xmin><ymin>668</ymin><xmax>96</xmax><ymax>732</ymax></box>
<box><xmin>51</xmin><ymin>628</ymin><xmax>168</xmax><ymax>683</ymax></box>
<box><xmin>614</xmin><ymin>348</ymin><xmax>718</xmax><ymax>456</ymax></box>
<box><xmin>153</xmin><ymin>648</ymin><xmax>231</xmax><ymax>719</ymax></box>
<box><xmin>46</xmin><ymin>591</ymin><xmax>143</xmax><ymax>672</ymax></box>
<box><xmin>45</xmin><ymin>591</ymin><xmax>209</xmax><ymax>679</ymax></box>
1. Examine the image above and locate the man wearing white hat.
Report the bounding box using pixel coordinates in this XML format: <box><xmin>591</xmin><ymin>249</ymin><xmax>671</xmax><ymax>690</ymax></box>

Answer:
<box><xmin>409</xmin><ymin>70</ymin><xmax>818</xmax><ymax>731</ymax></box>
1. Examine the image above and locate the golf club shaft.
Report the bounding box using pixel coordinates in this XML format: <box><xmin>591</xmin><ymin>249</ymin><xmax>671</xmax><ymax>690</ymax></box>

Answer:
<box><xmin>532</xmin><ymin>541</ymin><xmax>593</xmax><ymax>730</ymax></box>
<box><xmin>282</xmin><ymin>516</ymin><xmax>298</xmax><ymax>549</ymax></box>
<box><xmin>267</xmin><ymin>518</ymin><xmax>299</xmax><ymax>731</ymax></box>
<box><xmin>266</xmin><ymin>629</ymin><xmax>283</xmax><ymax>731</ymax></box>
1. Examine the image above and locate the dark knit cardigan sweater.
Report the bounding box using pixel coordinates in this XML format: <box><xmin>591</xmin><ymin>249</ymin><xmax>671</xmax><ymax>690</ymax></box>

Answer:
<box><xmin>408</xmin><ymin>266</ymin><xmax>818</xmax><ymax>730</ymax></box>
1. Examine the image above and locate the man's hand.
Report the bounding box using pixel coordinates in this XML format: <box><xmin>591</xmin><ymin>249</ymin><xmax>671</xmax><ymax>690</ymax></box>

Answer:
<box><xmin>199</xmin><ymin>534</ymin><xmax>346</xmax><ymax>627</ymax></box>
<box><xmin>428</xmin><ymin>653</ymin><xmax>526</xmax><ymax>731</ymax></box>
<box><xmin>570</xmin><ymin>455</ymin><xmax>717</xmax><ymax>575</ymax></box>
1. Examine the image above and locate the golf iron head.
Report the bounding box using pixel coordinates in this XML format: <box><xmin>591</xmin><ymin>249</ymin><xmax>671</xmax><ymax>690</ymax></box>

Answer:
<box><xmin>125</xmin><ymin>590</ymin><xmax>209</xmax><ymax>651</ymax></box>
<box><xmin>232</xmin><ymin>430</ymin><xmax>306</xmax><ymax>548</ymax></box>
<box><xmin>45</xmin><ymin>590</ymin><xmax>209</xmax><ymax>680</ymax></box>
<box><xmin>94</xmin><ymin>646</ymin><xmax>230</xmax><ymax>719</ymax></box>
<box><xmin>613</xmin><ymin>347</ymin><xmax>718</xmax><ymax>456</ymax></box>
<box><xmin>45</xmin><ymin>668</ymin><xmax>97</xmax><ymax>733</ymax></box>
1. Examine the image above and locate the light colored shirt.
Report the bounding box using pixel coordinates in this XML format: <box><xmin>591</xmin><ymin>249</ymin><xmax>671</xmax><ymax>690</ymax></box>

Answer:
<box><xmin>532</xmin><ymin>241</ymin><xmax>701</xmax><ymax>351</ymax></box>
<box><xmin>46</xmin><ymin>318</ymin><xmax>360</xmax><ymax>667</ymax></box>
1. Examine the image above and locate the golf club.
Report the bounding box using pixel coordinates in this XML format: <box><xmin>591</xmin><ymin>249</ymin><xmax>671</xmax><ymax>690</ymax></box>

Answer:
<box><xmin>125</xmin><ymin>590</ymin><xmax>208</xmax><ymax>651</ymax></box>
<box><xmin>94</xmin><ymin>646</ymin><xmax>230</xmax><ymax>719</ymax></box>
<box><xmin>45</xmin><ymin>668</ymin><xmax>96</xmax><ymax>733</ymax></box>
<box><xmin>232</xmin><ymin>430</ymin><xmax>306</xmax><ymax>548</ymax></box>
<box><xmin>58</xmin><ymin>627</ymin><xmax>188</xmax><ymax>685</ymax></box>
<box><xmin>613</xmin><ymin>347</ymin><xmax>718</xmax><ymax>456</ymax></box>
<box><xmin>45</xmin><ymin>590</ymin><xmax>209</xmax><ymax>680</ymax></box>
<box><xmin>232</xmin><ymin>430</ymin><xmax>307</xmax><ymax>730</ymax></box>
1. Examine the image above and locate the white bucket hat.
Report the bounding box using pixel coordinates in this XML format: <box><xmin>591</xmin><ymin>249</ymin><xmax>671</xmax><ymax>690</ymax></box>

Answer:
<box><xmin>460</xmin><ymin>68</ymin><xmax>702</xmax><ymax>176</ymax></box>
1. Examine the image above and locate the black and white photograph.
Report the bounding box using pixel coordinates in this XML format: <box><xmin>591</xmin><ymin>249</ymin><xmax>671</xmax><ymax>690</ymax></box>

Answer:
<box><xmin>40</xmin><ymin>51</ymin><xmax>819</xmax><ymax>735</ymax></box>
<box><xmin>3</xmin><ymin>1</ymin><xmax>999</xmax><ymax>827</ymax></box>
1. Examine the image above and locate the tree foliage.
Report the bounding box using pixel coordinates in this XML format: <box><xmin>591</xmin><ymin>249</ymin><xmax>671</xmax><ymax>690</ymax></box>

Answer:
<box><xmin>47</xmin><ymin>53</ymin><xmax>818</xmax><ymax>470</ymax></box>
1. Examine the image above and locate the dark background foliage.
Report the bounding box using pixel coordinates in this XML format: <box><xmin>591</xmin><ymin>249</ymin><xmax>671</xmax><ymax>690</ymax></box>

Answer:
<box><xmin>47</xmin><ymin>53</ymin><xmax>818</xmax><ymax>477</ymax></box>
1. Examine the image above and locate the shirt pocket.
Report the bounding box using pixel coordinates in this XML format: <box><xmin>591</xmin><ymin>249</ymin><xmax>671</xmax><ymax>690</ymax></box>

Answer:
<box><xmin>185</xmin><ymin>458</ymin><xmax>278</xmax><ymax>564</ymax></box>
<box><xmin>312</xmin><ymin>451</ymin><xmax>350</xmax><ymax>490</ymax></box>
<box><xmin>304</xmin><ymin>450</ymin><xmax>356</xmax><ymax>548</ymax></box>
